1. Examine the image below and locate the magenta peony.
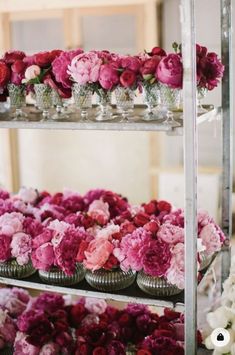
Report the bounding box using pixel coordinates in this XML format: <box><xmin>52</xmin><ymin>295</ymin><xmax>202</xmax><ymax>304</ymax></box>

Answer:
<box><xmin>142</xmin><ymin>239</ymin><xmax>172</xmax><ymax>277</ymax></box>
<box><xmin>121</xmin><ymin>56</ymin><xmax>141</xmax><ymax>73</ymax></box>
<box><xmin>52</xmin><ymin>49</ymin><xmax>83</xmax><ymax>89</ymax></box>
<box><xmin>99</xmin><ymin>63</ymin><xmax>119</xmax><ymax>90</ymax></box>
<box><xmin>68</xmin><ymin>51</ymin><xmax>102</xmax><ymax>85</ymax></box>
<box><xmin>157</xmin><ymin>224</ymin><xmax>184</xmax><ymax>244</ymax></box>
<box><xmin>0</xmin><ymin>61</ymin><xmax>10</xmax><ymax>88</ymax></box>
<box><xmin>0</xmin><ymin>234</ymin><xmax>12</xmax><ymax>262</ymax></box>
<box><xmin>166</xmin><ymin>242</ymin><xmax>185</xmax><ymax>289</ymax></box>
<box><xmin>156</xmin><ymin>53</ymin><xmax>183</xmax><ymax>89</ymax></box>
<box><xmin>198</xmin><ymin>51</ymin><xmax>224</xmax><ymax>90</ymax></box>
<box><xmin>14</xmin><ymin>331</ymin><xmax>40</xmax><ymax>355</ymax></box>
<box><xmin>120</xmin><ymin>69</ymin><xmax>137</xmax><ymax>88</ymax></box>
<box><xmin>32</xmin><ymin>292</ymin><xmax>64</xmax><ymax>314</ymax></box>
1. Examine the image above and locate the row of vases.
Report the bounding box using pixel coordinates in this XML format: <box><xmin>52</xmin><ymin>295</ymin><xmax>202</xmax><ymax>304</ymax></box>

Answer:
<box><xmin>5</xmin><ymin>83</ymin><xmax>183</xmax><ymax>125</ymax></box>
<box><xmin>0</xmin><ymin>251</ymin><xmax>212</xmax><ymax>297</ymax></box>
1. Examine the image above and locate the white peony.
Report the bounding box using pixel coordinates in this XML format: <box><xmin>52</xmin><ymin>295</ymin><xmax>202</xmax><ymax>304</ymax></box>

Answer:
<box><xmin>207</xmin><ymin>306</ymin><xmax>232</xmax><ymax>329</ymax></box>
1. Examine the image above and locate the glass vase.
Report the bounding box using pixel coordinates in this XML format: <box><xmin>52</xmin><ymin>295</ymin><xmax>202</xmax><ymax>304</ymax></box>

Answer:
<box><xmin>72</xmin><ymin>83</ymin><xmax>92</xmax><ymax>120</ymax></box>
<box><xmin>39</xmin><ymin>263</ymin><xmax>85</xmax><ymax>286</ymax></box>
<box><xmin>96</xmin><ymin>89</ymin><xmax>113</xmax><ymax>121</ymax></box>
<box><xmin>51</xmin><ymin>89</ymin><xmax>70</xmax><ymax>120</ymax></box>
<box><xmin>115</xmin><ymin>87</ymin><xmax>135</xmax><ymax>121</ymax></box>
<box><xmin>197</xmin><ymin>87</ymin><xmax>208</xmax><ymax>114</ymax></box>
<box><xmin>159</xmin><ymin>84</ymin><xmax>181</xmax><ymax>127</ymax></box>
<box><xmin>142</xmin><ymin>83</ymin><xmax>161</xmax><ymax>120</ymax></box>
<box><xmin>0</xmin><ymin>260</ymin><xmax>35</xmax><ymax>279</ymax></box>
<box><xmin>199</xmin><ymin>251</ymin><xmax>213</xmax><ymax>271</ymax></box>
<box><xmin>7</xmin><ymin>84</ymin><xmax>27</xmax><ymax>120</ymax></box>
<box><xmin>85</xmin><ymin>268</ymin><xmax>136</xmax><ymax>291</ymax></box>
<box><xmin>137</xmin><ymin>271</ymin><xmax>182</xmax><ymax>296</ymax></box>
<box><xmin>34</xmin><ymin>84</ymin><xmax>52</xmax><ymax>120</ymax></box>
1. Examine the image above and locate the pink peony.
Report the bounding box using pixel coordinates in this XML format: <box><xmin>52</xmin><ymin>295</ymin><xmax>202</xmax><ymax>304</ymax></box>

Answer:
<box><xmin>95</xmin><ymin>223</ymin><xmax>120</xmax><ymax>240</ymax></box>
<box><xmin>156</xmin><ymin>53</ymin><xmax>183</xmax><ymax>89</ymax></box>
<box><xmin>157</xmin><ymin>224</ymin><xmax>184</xmax><ymax>244</ymax></box>
<box><xmin>83</xmin><ymin>189</ymin><xmax>106</xmax><ymax>206</ymax></box>
<box><xmin>33</xmin><ymin>229</ymin><xmax>53</xmax><ymax>249</ymax></box>
<box><xmin>99</xmin><ymin>63</ymin><xmax>119</xmax><ymax>90</ymax></box>
<box><xmin>163</xmin><ymin>208</ymin><xmax>184</xmax><ymax>227</ymax></box>
<box><xmin>166</xmin><ymin>243</ymin><xmax>185</xmax><ymax>289</ymax></box>
<box><xmin>23</xmin><ymin>65</ymin><xmax>41</xmax><ymax>82</ymax></box>
<box><xmin>0</xmin><ymin>212</ymin><xmax>24</xmax><ymax>236</ymax></box>
<box><xmin>48</xmin><ymin>220</ymin><xmax>70</xmax><ymax>246</ymax></box>
<box><xmin>52</xmin><ymin>49</ymin><xmax>83</xmax><ymax>89</ymax></box>
<box><xmin>84</xmin><ymin>236</ymin><xmax>114</xmax><ymax>271</ymax></box>
<box><xmin>140</xmin><ymin>56</ymin><xmax>161</xmax><ymax>77</ymax></box>
<box><xmin>88</xmin><ymin>200</ymin><xmax>110</xmax><ymax>226</ymax></box>
<box><xmin>120</xmin><ymin>69</ymin><xmax>137</xmax><ymax>88</ymax></box>
<box><xmin>0</xmin><ymin>309</ymin><xmax>17</xmax><ymax>348</ymax></box>
<box><xmin>199</xmin><ymin>223</ymin><xmax>222</xmax><ymax>257</ymax></box>
<box><xmin>0</xmin><ymin>234</ymin><xmax>12</xmax><ymax>262</ymax></box>
<box><xmin>23</xmin><ymin>217</ymin><xmax>43</xmax><ymax>238</ymax></box>
<box><xmin>17</xmin><ymin>187</ymin><xmax>38</xmax><ymax>204</ymax></box>
<box><xmin>0</xmin><ymin>190</ymin><xmax>10</xmax><ymax>200</ymax></box>
<box><xmin>11</xmin><ymin>232</ymin><xmax>32</xmax><ymax>265</ymax></box>
<box><xmin>84</xmin><ymin>298</ymin><xmax>107</xmax><ymax>315</ymax></box>
<box><xmin>40</xmin><ymin>342</ymin><xmax>59</xmax><ymax>355</ymax></box>
<box><xmin>68</xmin><ymin>52</ymin><xmax>102</xmax><ymax>85</ymax></box>
<box><xmin>31</xmin><ymin>243</ymin><xmax>55</xmax><ymax>271</ymax></box>
<box><xmin>142</xmin><ymin>239</ymin><xmax>172</xmax><ymax>277</ymax></box>
<box><xmin>14</xmin><ymin>331</ymin><xmax>40</xmax><ymax>355</ymax></box>
<box><xmin>114</xmin><ymin>228</ymin><xmax>152</xmax><ymax>272</ymax></box>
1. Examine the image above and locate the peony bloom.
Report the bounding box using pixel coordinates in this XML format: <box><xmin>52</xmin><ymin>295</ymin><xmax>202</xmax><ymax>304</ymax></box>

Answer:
<box><xmin>156</xmin><ymin>53</ymin><xmax>183</xmax><ymax>89</ymax></box>
<box><xmin>11</xmin><ymin>232</ymin><xmax>32</xmax><ymax>265</ymax></box>
<box><xmin>88</xmin><ymin>199</ymin><xmax>110</xmax><ymax>226</ymax></box>
<box><xmin>0</xmin><ymin>212</ymin><xmax>24</xmax><ymax>236</ymax></box>
<box><xmin>31</xmin><ymin>242</ymin><xmax>55</xmax><ymax>271</ymax></box>
<box><xmin>52</xmin><ymin>49</ymin><xmax>83</xmax><ymax>89</ymax></box>
<box><xmin>3</xmin><ymin>50</ymin><xmax>26</xmax><ymax>64</ymax></box>
<box><xmin>48</xmin><ymin>220</ymin><xmax>71</xmax><ymax>246</ymax></box>
<box><xmin>166</xmin><ymin>243</ymin><xmax>184</xmax><ymax>289</ymax></box>
<box><xmin>23</xmin><ymin>65</ymin><xmax>41</xmax><ymax>82</ymax></box>
<box><xmin>157</xmin><ymin>224</ymin><xmax>184</xmax><ymax>244</ymax></box>
<box><xmin>39</xmin><ymin>342</ymin><xmax>59</xmax><ymax>355</ymax></box>
<box><xmin>14</xmin><ymin>332</ymin><xmax>40</xmax><ymax>355</ymax></box>
<box><xmin>0</xmin><ymin>234</ymin><xmax>12</xmax><ymax>262</ymax></box>
<box><xmin>17</xmin><ymin>187</ymin><xmax>38</xmax><ymax>203</ymax></box>
<box><xmin>142</xmin><ymin>239</ymin><xmax>172</xmax><ymax>277</ymax></box>
<box><xmin>95</xmin><ymin>223</ymin><xmax>120</xmax><ymax>240</ymax></box>
<box><xmin>84</xmin><ymin>236</ymin><xmax>114</xmax><ymax>271</ymax></box>
<box><xmin>107</xmin><ymin>340</ymin><xmax>126</xmax><ymax>355</ymax></box>
<box><xmin>198</xmin><ymin>51</ymin><xmax>224</xmax><ymax>90</ymax></box>
<box><xmin>120</xmin><ymin>69</ymin><xmax>137</xmax><ymax>88</ymax></box>
<box><xmin>33</xmin><ymin>229</ymin><xmax>53</xmax><ymax>249</ymax></box>
<box><xmin>121</xmin><ymin>56</ymin><xmax>141</xmax><ymax>72</ymax></box>
<box><xmin>0</xmin><ymin>61</ymin><xmax>10</xmax><ymax>88</ymax></box>
<box><xmin>0</xmin><ymin>287</ymin><xmax>30</xmax><ymax>317</ymax></box>
<box><xmin>85</xmin><ymin>298</ymin><xmax>107</xmax><ymax>315</ymax></box>
<box><xmin>140</xmin><ymin>334</ymin><xmax>184</xmax><ymax>355</ymax></box>
<box><xmin>114</xmin><ymin>228</ymin><xmax>152</xmax><ymax>272</ymax></box>
<box><xmin>83</xmin><ymin>189</ymin><xmax>106</xmax><ymax>206</ymax></box>
<box><xmin>68</xmin><ymin>51</ymin><xmax>102</xmax><ymax>85</ymax></box>
<box><xmin>140</xmin><ymin>56</ymin><xmax>161</xmax><ymax>78</ymax></box>
<box><xmin>0</xmin><ymin>309</ymin><xmax>17</xmax><ymax>348</ymax></box>
<box><xmin>99</xmin><ymin>63</ymin><xmax>119</xmax><ymax>90</ymax></box>
<box><xmin>199</xmin><ymin>223</ymin><xmax>222</xmax><ymax>257</ymax></box>
<box><xmin>32</xmin><ymin>292</ymin><xmax>64</xmax><ymax>314</ymax></box>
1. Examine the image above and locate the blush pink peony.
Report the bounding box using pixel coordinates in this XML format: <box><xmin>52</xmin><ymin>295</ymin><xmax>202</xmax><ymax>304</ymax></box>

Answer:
<box><xmin>85</xmin><ymin>298</ymin><xmax>107</xmax><ymax>315</ymax></box>
<box><xmin>31</xmin><ymin>242</ymin><xmax>55</xmax><ymax>271</ymax></box>
<box><xmin>68</xmin><ymin>52</ymin><xmax>102</xmax><ymax>85</ymax></box>
<box><xmin>84</xmin><ymin>236</ymin><xmax>114</xmax><ymax>271</ymax></box>
<box><xmin>199</xmin><ymin>223</ymin><xmax>222</xmax><ymax>257</ymax></box>
<box><xmin>157</xmin><ymin>224</ymin><xmax>184</xmax><ymax>244</ymax></box>
<box><xmin>166</xmin><ymin>242</ymin><xmax>185</xmax><ymax>289</ymax></box>
<box><xmin>11</xmin><ymin>232</ymin><xmax>32</xmax><ymax>265</ymax></box>
<box><xmin>88</xmin><ymin>200</ymin><xmax>110</xmax><ymax>226</ymax></box>
<box><xmin>0</xmin><ymin>212</ymin><xmax>24</xmax><ymax>236</ymax></box>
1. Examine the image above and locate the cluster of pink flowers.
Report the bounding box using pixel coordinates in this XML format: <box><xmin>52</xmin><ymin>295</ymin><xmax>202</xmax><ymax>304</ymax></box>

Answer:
<box><xmin>0</xmin><ymin>286</ymin><xmax>204</xmax><ymax>354</ymax></box>
<box><xmin>0</xmin><ymin>44</ymin><xmax>224</xmax><ymax>102</ymax></box>
<box><xmin>0</xmin><ymin>186</ymin><xmax>225</xmax><ymax>288</ymax></box>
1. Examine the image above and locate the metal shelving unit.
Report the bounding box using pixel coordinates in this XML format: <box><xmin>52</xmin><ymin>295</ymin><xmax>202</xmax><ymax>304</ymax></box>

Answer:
<box><xmin>0</xmin><ymin>1</ymin><xmax>233</xmax><ymax>354</ymax></box>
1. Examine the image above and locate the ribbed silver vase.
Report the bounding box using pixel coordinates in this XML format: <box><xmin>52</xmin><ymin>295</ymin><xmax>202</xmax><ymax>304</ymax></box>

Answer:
<box><xmin>137</xmin><ymin>271</ymin><xmax>182</xmax><ymax>296</ymax></box>
<box><xmin>85</xmin><ymin>268</ymin><xmax>136</xmax><ymax>291</ymax></box>
<box><xmin>0</xmin><ymin>260</ymin><xmax>35</xmax><ymax>279</ymax></box>
<box><xmin>39</xmin><ymin>263</ymin><xmax>85</xmax><ymax>286</ymax></box>
<box><xmin>199</xmin><ymin>251</ymin><xmax>213</xmax><ymax>271</ymax></box>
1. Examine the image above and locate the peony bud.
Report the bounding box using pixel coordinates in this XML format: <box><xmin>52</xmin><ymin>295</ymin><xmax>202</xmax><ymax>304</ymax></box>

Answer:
<box><xmin>24</xmin><ymin>65</ymin><xmax>41</xmax><ymax>81</ymax></box>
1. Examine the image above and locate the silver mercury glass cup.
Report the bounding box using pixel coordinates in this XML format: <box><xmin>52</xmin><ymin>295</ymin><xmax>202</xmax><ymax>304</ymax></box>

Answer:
<box><xmin>34</xmin><ymin>83</ymin><xmax>52</xmax><ymax>120</ymax></box>
<box><xmin>7</xmin><ymin>84</ymin><xmax>27</xmax><ymax>120</ymax></box>
<box><xmin>72</xmin><ymin>83</ymin><xmax>92</xmax><ymax>120</ymax></box>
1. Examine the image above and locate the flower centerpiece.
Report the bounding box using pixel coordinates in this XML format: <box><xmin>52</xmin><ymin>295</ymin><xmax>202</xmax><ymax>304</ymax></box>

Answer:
<box><xmin>139</xmin><ymin>46</ymin><xmax>166</xmax><ymax>119</ymax></box>
<box><xmin>2</xmin><ymin>51</ymin><xmax>28</xmax><ymax>118</ymax></box>
<box><xmin>0</xmin><ymin>211</ymin><xmax>36</xmax><ymax>278</ymax></box>
<box><xmin>32</xmin><ymin>219</ymin><xmax>86</xmax><ymax>286</ymax></box>
<box><xmin>0</xmin><ymin>60</ymin><xmax>10</xmax><ymax>113</ymax></box>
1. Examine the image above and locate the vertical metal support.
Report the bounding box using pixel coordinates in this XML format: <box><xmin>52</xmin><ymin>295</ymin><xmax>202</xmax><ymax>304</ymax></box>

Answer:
<box><xmin>221</xmin><ymin>0</ymin><xmax>233</xmax><ymax>284</ymax></box>
<box><xmin>180</xmin><ymin>0</ymin><xmax>198</xmax><ymax>354</ymax></box>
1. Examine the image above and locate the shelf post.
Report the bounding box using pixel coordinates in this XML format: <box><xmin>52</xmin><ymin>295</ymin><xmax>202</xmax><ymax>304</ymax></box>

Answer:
<box><xmin>180</xmin><ymin>0</ymin><xmax>198</xmax><ymax>353</ymax></box>
<box><xmin>221</xmin><ymin>0</ymin><xmax>233</xmax><ymax>284</ymax></box>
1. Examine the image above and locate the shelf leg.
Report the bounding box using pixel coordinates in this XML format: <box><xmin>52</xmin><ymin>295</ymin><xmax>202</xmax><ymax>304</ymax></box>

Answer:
<box><xmin>221</xmin><ymin>0</ymin><xmax>233</xmax><ymax>285</ymax></box>
<box><xmin>181</xmin><ymin>0</ymin><xmax>198</xmax><ymax>354</ymax></box>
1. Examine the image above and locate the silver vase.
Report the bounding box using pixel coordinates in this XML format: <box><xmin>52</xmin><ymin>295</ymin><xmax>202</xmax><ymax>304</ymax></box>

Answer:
<box><xmin>142</xmin><ymin>83</ymin><xmax>161</xmax><ymax>120</ymax></box>
<box><xmin>197</xmin><ymin>87</ymin><xmax>208</xmax><ymax>114</ymax></box>
<box><xmin>159</xmin><ymin>84</ymin><xmax>181</xmax><ymax>127</ymax></box>
<box><xmin>96</xmin><ymin>89</ymin><xmax>113</xmax><ymax>121</ymax></box>
<box><xmin>85</xmin><ymin>268</ymin><xmax>136</xmax><ymax>291</ymax></box>
<box><xmin>72</xmin><ymin>83</ymin><xmax>92</xmax><ymax>120</ymax></box>
<box><xmin>0</xmin><ymin>260</ymin><xmax>35</xmax><ymax>279</ymax></box>
<box><xmin>115</xmin><ymin>87</ymin><xmax>135</xmax><ymax>121</ymax></box>
<box><xmin>199</xmin><ymin>251</ymin><xmax>213</xmax><ymax>271</ymax></box>
<box><xmin>7</xmin><ymin>84</ymin><xmax>27</xmax><ymax>120</ymax></box>
<box><xmin>39</xmin><ymin>263</ymin><xmax>85</xmax><ymax>286</ymax></box>
<box><xmin>51</xmin><ymin>89</ymin><xmax>70</xmax><ymax>120</ymax></box>
<box><xmin>34</xmin><ymin>84</ymin><xmax>52</xmax><ymax>120</ymax></box>
<box><xmin>137</xmin><ymin>271</ymin><xmax>182</xmax><ymax>296</ymax></box>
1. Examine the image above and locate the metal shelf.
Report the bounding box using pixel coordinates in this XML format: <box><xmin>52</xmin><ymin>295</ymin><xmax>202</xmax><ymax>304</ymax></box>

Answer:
<box><xmin>0</xmin><ymin>105</ymin><xmax>220</xmax><ymax>132</ymax></box>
